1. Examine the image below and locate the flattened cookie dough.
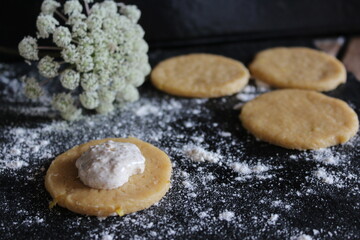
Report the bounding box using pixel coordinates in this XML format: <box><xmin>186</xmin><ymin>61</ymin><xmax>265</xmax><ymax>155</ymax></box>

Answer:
<box><xmin>151</xmin><ymin>53</ymin><xmax>250</xmax><ymax>98</ymax></box>
<box><xmin>240</xmin><ymin>89</ymin><xmax>358</xmax><ymax>150</ymax></box>
<box><xmin>249</xmin><ymin>47</ymin><xmax>346</xmax><ymax>91</ymax></box>
<box><xmin>45</xmin><ymin>137</ymin><xmax>172</xmax><ymax>217</ymax></box>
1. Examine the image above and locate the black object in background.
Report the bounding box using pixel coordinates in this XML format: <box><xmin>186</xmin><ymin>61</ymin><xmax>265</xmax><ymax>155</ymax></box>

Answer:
<box><xmin>1</xmin><ymin>0</ymin><xmax>360</xmax><ymax>51</ymax></box>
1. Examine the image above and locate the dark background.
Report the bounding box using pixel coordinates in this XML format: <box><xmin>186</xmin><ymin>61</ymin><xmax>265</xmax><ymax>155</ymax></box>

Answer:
<box><xmin>1</xmin><ymin>0</ymin><xmax>360</xmax><ymax>61</ymax></box>
<box><xmin>1</xmin><ymin>1</ymin><xmax>360</xmax><ymax>239</ymax></box>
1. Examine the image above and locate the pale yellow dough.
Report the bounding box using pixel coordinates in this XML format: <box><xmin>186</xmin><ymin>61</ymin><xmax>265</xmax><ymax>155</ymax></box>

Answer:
<box><xmin>249</xmin><ymin>47</ymin><xmax>346</xmax><ymax>91</ymax></box>
<box><xmin>240</xmin><ymin>89</ymin><xmax>359</xmax><ymax>150</ymax></box>
<box><xmin>151</xmin><ymin>53</ymin><xmax>250</xmax><ymax>98</ymax></box>
<box><xmin>45</xmin><ymin>137</ymin><xmax>172</xmax><ymax>217</ymax></box>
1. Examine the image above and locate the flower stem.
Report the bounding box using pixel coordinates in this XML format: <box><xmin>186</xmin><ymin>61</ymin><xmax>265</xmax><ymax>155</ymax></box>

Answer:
<box><xmin>55</xmin><ymin>10</ymin><xmax>67</xmax><ymax>22</ymax></box>
<box><xmin>38</xmin><ymin>46</ymin><xmax>62</xmax><ymax>50</ymax></box>
<box><xmin>83</xmin><ymin>1</ymin><xmax>90</xmax><ymax>15</ymax></box>
<box><xmin>40</xmin><ymin>79</ymin><xmax>51</xmax><ymax>86</ymax></box>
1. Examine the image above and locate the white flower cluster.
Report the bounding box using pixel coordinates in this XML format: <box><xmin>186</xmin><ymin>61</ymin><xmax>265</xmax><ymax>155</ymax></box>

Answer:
<box><xmin>22</xmin><ymin>77</ymin><xmax>43</xmax><ymax>99</ymax></box>
<box><xmin>18</xmin><ymin>0</ymin><xmax>150</xmax><ymax>121</ymax></box>
<box><xmin>18</xmin><ymin>37</ymin><xmax>39</xmax><ymax>61</ymax></box>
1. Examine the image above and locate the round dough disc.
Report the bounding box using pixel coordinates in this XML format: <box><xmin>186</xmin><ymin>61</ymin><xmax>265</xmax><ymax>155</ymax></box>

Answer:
<box><xmin>240</xmin><ymin>89</ymin><xmax>358</xmax><ymax>150</ymax></box>
<box><xmin>151</xmin><ymin>53</ymin><xmax>250</xmax><ymax>98</ymax></box>
<box><xmin>249</xmin><ymin>47</ymin><xmax>346</xmax><ymax>91</ymax></box>
<box><xmin>45</xmin><ymin>137</ymin><xmax>172</xmax><ymax>217</ymax></box>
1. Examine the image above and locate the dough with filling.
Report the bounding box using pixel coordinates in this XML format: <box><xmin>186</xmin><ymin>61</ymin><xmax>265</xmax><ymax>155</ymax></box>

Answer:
<box><xmin>45</xmin><ymin>137</ymin><xmax>172</xmax><ymax>217</ymax></box>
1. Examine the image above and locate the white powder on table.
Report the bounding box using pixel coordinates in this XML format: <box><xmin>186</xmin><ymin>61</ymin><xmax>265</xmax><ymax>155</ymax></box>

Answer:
<box><xmin>100</xmin><ymin>233</ymin><xmax>114</xmax><ymax>240</ymax></box>
<box><xmin>135</xmin><ymin>104</ymin><xmax>160</xmax><ymax>117</ymax></box>
<box><xmin>219</xmin><ymin>210</ymin><xmax>235</xmax><ymax>222</ymax></box>
<box><xmin>230</xmin><ymin>162</ymin><xmax>270</xmax><ymax>175</ymax></box>
<box><xmin>314</xmin><ymin>168</ymin><xmax>336</xmax><ymax>184</ymax></box>
<box><xmin>233</xmin><ymin>80</ymin><xmax>270</xmax><ymax>109</ymax></box>
<box><xmin>268</xmin><ymin>214</ymin><xmax>279</xmax><ymax>225</ymax></box>
<box><xmin>295</xmin><ymin>234</ymin><xmax>313</xmax><ymax>240</ymax></box>
<box><xmin>183</xmin><ymin>145</ymin><xmax>222</xmax><ymax>163</ymax></box>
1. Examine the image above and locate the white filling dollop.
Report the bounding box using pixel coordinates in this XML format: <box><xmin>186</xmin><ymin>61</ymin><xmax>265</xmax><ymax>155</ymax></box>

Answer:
<box><xmin>75</xmin><ymin>141</ymin><xmax>145</xmax><ymax>189</ymax></box>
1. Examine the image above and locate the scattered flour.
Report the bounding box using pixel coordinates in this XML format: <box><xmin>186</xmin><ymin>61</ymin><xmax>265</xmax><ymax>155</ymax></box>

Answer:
<box><xmin>236</xmin><ymin>92</ymin><xmax>258</xmax><ymax>102</ymax></box>
<box><xmin>219</xmin><ymin>131</ymin><xmax>231</xmax><ymax>137</ymax></box>
<box><xmin>233</xmin><ymin>80</ymin><xmax>270</xmax><ymax>108</ymax></box>
<box><xmin>295</xmin><ymin>234</ymin><xmax>313</xmax><ymax>240</ymax></box>
<box><xmin>183</xmin><ymin>145</ymin><xmax>222</xmax><ymax>163</ymax></box>
<box><xmin>314</xmin><ymin>168</ymin><xmax>336</xmax><ymax>184</ymax></box>
<box><xmin>100</xmin><ymin>233</ymin><xmax>114</xmax><ymax>240</ymax></box>
<box><xmin>268</xmin><ymin>214</ymin><xmax>279</xmax><ymax>225</ymax></box>
<box><xmin>230</xmin><ymin>162</ymin><xmax>270</xmax><ymax>175</ymax></box>
<box><xmin>312</xmin><ymin>148</ymin><xmax>340</xmax><ymax>165</ymax></box>
<box><xmin>135</xmin><ymin>104</ymin><xmax>160</xmax><ymax>117</ymax></box>
<box><xmin>4</xmin><ymin>160</ymin><xmax>29</xmax><ymax>169</ymax></box>
<box><xmin>219</xmin><ymin>210</ymin><xmax>235</xmax><ymax>222</ymax></box>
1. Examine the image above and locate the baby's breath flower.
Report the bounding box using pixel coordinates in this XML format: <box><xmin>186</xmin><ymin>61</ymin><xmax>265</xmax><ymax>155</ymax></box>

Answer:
<box><xmin>78</xmin><ymin>37</ymin><xmax>94</xmax><ymax>55</ymax></box>
<box><xmin>53</xmin><ymin>26</ymin><xmax>72</xmax><ymax>47</ymax></box>
<box><xmin>90</xmin><ymin>3</ymin><xmax>107</xmax><ymax>19</ymax></box>
<box><xmin>87</xmin><ymin>28</ymin><xmax>105</xmax><ymax>45</ymax></box>
<box><xmin>36</xmin><ymin>14</ymin><xmax>59</xmax><ymax>38</ymax></box>
<box><xmin>80</xmin><ymin>91</ymin><xmax>99</xmax><ymax>109</ymax></box>
<box><xmin>81</xmin><ymin>72</ymin><xmax>98</xmax><ymax>91</ymax></box>
<box><xmin>119</xmin><ymin>5</ymin><xmax>141</xmax><ymax>23</ymax></box>
<box><xmin>52</xmin><ymin>93</ymin><xmax>74</xmax><ymax>112</ymax></box>
<box><xmin>38</xmin><ymin>56</ymin><xmax>60</xmax><ymax>78</ymax></box>
<box><xmin>96</xmin><ymin>69</ymin><xmax>111</xmax><ymax>86</ymax></box>
<box><xmin>115</xmin><ymin>42</ymin><xmax>131</xmax><ymax>56</ymax></box>
<box><xmin>132</xmin><ymin>38</ymin><xmax>149</xmax><ymax>53</ymax></box>
<box><xmin>123</xmin><ymin>27</ymin><xmax>137</xmax><ymax>40</ymax></box>
<box><xmin>113</xmin><ymin>64</ymin><xmax>128</xmax><ymax>77</ymax></box>
<box><xmin>96</xmin><ymin>101</ymin><xmax>114</xmax><ymax>114</ymax></box>
<box><xmin>93</xmin><ymin>56</ymin><xmax>107</xmax><ymax>72</ymax></box>
<box><xmin>19</xmin><ymin>0</ymin><xmax>150</xmax><ymax>120</ymax></box>
<box><xmin>116</xmin><ymin>84</ymin><xmax>139</xmax><ymax>103</ymax></box>
<box><xmin>23</xmin><ymin>77</ymin><xmax>43</xmax><ymax>99</ymax></box>
<box><xmin>61</xmin><ymin>44</ymin><xmax>78</xmax><ymax>64</ymax></box>
<box><xmin>60</xmin><ymin>69</ymin><xmax>80</xmax><ymax>90</ymax></box>
<box><xmin>60</xmin><ymin>105</ymin><xmax>82</xmax><ymax>121</ymax></box>
<box><xmin>126</xmin><ymin>69</ymin><xmax>144</xmax><ymax>87</ymax></box>
<box><xmin>72</xmin><ymin>21</ymin><xmax>87</xmax><ymax>38</ymax></box>
<box><xmin>114</xmin><ymin>15</ymin><xmax>132</xmax><ymax>30</ymax></box>
<box><xmin>64</xmin><ymin>0</ymin><xmax>83</xmax><ymax>16</ymax></box>
<box><xmin>133</xmin><ymin>25</ymin><xmax>145</xmax><ymax>38</ymax></box>
<box><xmin>125</xmin><ymin>53</ymin><xmax>140</xmax><ymax>66</ymax></box>
<box><xmin>18</xmin><ymin>36</ymin><xmax>39</xmax><ymax>60</ymax></box>
<box><xmin>76</xmin><ymin>54</ymin><xmax>94</xmax><ymax>72</ymax></box>
<box><xmin>86</xmin><ymin>13</ymin><xmax>103</xmax><ymax>30</ymax></box>
<box><xmin>98</xmin><ymin>87</ymin><xmax>116</xmax><ymax>103</ymax></box>
<box><xmin>66</xmin><ymin>13</ymin><xmax>86</xmax><ymax>25</ymax></box>
<box><xmin>111</xmin><ymin>75</ymin><xmax>126</xmax><ymax>91</ymax></box>
<box><xmin>137</xmin><ymin>53</ymin><xmax>149</xmax><ymax>64</ymax></box>
<box><xmin>41</xmin><ymin>0</ymin><xmax>61</xmax><ymax>15</ymax></box>
<box><xmin>140</xmin><ymin>62</ymin><xmax>151</xmax><ymax>76</ymax></box>
<box><xmin>102</xmin><ymin>16</ymin><xmax>117</xmax><ymax>32</ymax></box>
<box><xmin>100</xmin><ymin>1</ymin><xmax>118</xmax><ymax>15</ymax></box>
